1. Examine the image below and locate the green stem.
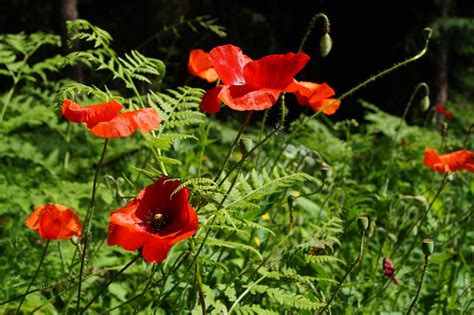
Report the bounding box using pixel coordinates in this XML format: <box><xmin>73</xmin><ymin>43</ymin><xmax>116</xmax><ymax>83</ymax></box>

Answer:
<box><xmin>76</xmin><ymin>138</ymin><xmax>108</xmax><ymax>314</ymax></box>
<box><xmin>197</xmin><ymin>118</ymin><xmax>212</xmax><ymax>176</ymax></box>
<box><xmin>321</xmin><ymin>231</ymin><xmax>365</xmax><ymax>313</ymax></box>
<box><xmin>381</xmin><ymin>82</ymin><xmax>429</xmax><ymax>195</ymax></box>
<box><xmin>80</xmin><ymin>254</ymin><xmax>140</xmax><ymax>314</ymax></box>
<box><xmin>255</xmin><ymin>109</ymin><xmax>269</xmax><ymax>168</ymax></box>
<box><xmin>267</xmin><ymin>28</ymin><xmax>432</xmax><ymax>170</ymax></box>
<box><xmin>213</xmin><ymin>111</ymin><xmax>253</xmax><ymax>182</ymax></box>
<box><xmin>16</xmin><ymin>240</ymin><xmax>50</xmax><ymax>314</ymax></box>
<box><xmin>228</xmin><ymin>275</ymin><xmax>267</xmax><ymax>315</ymax></box>
<box><xmin>220</xmin><ymin>96</ymin><xmax>286</xmax><ymax>186</ymax></box>
<box><xmin>407</xmin><ymin>255</ymin><xmax>430</xmax><ymax>314</ymax></box>
<box><xmin>298</xmin><ymin>13</ymin><xmax>330</xmax><ymax>52</ymax></box>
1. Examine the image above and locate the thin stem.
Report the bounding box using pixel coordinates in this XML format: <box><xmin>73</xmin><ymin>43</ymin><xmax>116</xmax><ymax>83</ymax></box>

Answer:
<box><xmin>381</xmin><ymin>82</ymin><xmax>429</xmax><ymax>195</ymax></box>
<box><xmin>80</xmin><ymin>254</ymin><xmax>140</xmax><ymax>314</ymax></box>
<box><xmin>255</xmin><ymin>109</ymin><xmax>269</xmax><ymax>168</ymax></box>
<box><xmin>266</xmin><ymin>28</ymin><xmax>432</xmax><ymax>170</ymax></box>
<box><xmin>213</xmin><ymin>111</ymin><xmax>253</xmax><ymax>183</ymax></box>
<box><xmin>0</xmin><ymin>82</ymin><xmax>18</xmax><ymax>121</ymax></box>
<box><xmin>16</xmin><ymin>240</ymin><xmax>50</xmax><ymax>314</ymax></box>
<box><xmin>220</xmin><ymin>95</ymin><xmax>286</xmax><ymax>186</ymax></box>
<box><xmin>198</xmin><ymin>118</ymin><xmax>212</xmax><ymax>176</ymax></box>
<box><xmin>76</xmin><ymin>138</ymin><xmax>108</xmax><ymax>314</ymax></box>
<box><xmin>321</xmin><ymin>231</ymin><xmax>366</xmax><ymax>313</ymax></box>
<box><xmin>407</xmin><ymin>255</ymin><xmax>430</xmax><ymax>314</ymax></box>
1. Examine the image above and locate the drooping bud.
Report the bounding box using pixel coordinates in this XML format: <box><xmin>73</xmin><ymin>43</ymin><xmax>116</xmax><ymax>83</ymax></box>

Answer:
<box><xmin>420</xmin><ymin>96</ymin><xmax>430</xmax><ymax>112</ymax></box>
<box><xmin>357</xmin><ymin>216</ymin><xmax>369</xmax><ymax>234</ymax></box>
<box><xmin>320</xmin><ymin>33</ymin><xmax>333</xmax><ymax>58</ymax></box>
<box><xmin>422</xmin><ymin>239</ymin><xmax>434</xmax><ymax>256</ymax></box>
<box><xmin>71</xmin><ymin>235</ymin><xmax>80</xmax><ymax>246</ymax></box>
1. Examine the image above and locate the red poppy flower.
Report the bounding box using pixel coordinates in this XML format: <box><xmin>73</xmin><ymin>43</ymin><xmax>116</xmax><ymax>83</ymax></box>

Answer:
<box><xmin>108</xmin><ymin>178</ymin><xmax>199</xmax><ymax>263</ymax></box>
<box><xmin>25</xmin><ymin>204</ymin><xmax>83</xmax><ymax>240</ymax></box>
<box><xmin>286</xmin><ymin>80</ymin><xmax>341</xmax><ymax>115</ymax></box>
<box><xmin>200</xmin><ymin>44</ymin><xmax>310</xmax><ymax>113</ymax></box>
<box><xmin>383</xmin><ymin>257</ymin><xmax>399</xmax><ymax>285</ymax></box>
<box><xmin>188</xmin><ymin>49</ymin><xmax>219</xmax><ymax>83</ymax></box>
<box><xmin>423</xmin><ymin>148</ymin><xmax>474</xmax><ymax>173</ymax></box>
<box><xmin>434</xmin><ymin>104</ymin><xmax>453</xmax><ymax>120</ymax></box>
<box><xmin>62</xmin><ymin>99</ymin><xmax>162</xmax><ymax>138</ymax></box>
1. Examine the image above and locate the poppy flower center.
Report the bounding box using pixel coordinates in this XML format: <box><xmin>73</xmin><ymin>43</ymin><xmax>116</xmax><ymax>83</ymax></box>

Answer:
<box><xmin>141</xmin><ymin>210</ymin><xmax>170</xmax><ymax>234</ymax></box>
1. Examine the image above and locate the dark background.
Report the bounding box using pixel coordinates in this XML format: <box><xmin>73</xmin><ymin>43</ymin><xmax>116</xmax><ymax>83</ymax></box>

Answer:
<box><xmin>1</xmin><ymin>0</ymin><xmax>473</xmax><ymax>121</ymax></box>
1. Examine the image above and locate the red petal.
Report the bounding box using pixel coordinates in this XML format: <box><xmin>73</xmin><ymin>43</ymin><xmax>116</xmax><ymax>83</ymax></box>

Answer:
<box><xmin>89</xmin><ymin>108</ymin><xmax>161</xmax><ymax>138</ymax></box>
<box><xmin>424</xmin><ymin>148</ymin><xmax>474</xmax><ymax>173</ymax></box>
<box><xmin>243</xmin><ymin>52</ymin><xmax>310</xmax><ymax>90</ymax></box>
<box><xmin>219</xmin><ymin>85</ymin><xmax>281</xmax><ymax>111</ymax></box>
<box><xmin>200</xmin><ymin>86</ymin><xmax>223</xmax><ymax>113</ymax></box>
<box><xmin>209</xmin><ymin>45</ymin><xmax>252</xmax><ymax>85</ymax></box>
<box><xmin>26</xmin><ymin>204</ymin><xmax>82</xmax><ymax>240</ymax></box>
<box><xmin>62</xmin><ymin>99</ymin><xmax>123</xmax><ymax>128</ymax></box>
<box><xmin>188</xmin><ymin>49</ymin><xmax>218</xmax><ymax>83</ymax></box>
<box><xmin>141</xmin><ymin>239</ymin><xmax>172</xmax><ymax>263</ymax></box>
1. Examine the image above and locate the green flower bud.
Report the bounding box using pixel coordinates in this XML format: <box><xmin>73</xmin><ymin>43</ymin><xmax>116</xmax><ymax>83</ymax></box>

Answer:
<box><xmin>420</xmin><ymin>96</ymin><xmax>430</xmax><ymax>112</ymax></box>
<box><xmin>320</xmin><ymin>33</ymin><xmax>333</xmax><ymax>58</ymax></box>
<box><xmin>422</xmin><ymin>239</ymin><xmax>434</xmax><ymax>256</ymax></box>
<box><xmin>71</xmin><ymin>235</ymin><xmax>80</xmax><ymax>246</ymax></box>
<box><xmin>357</xmin><ymin>216</ymin><xmax>369</xmax><ymax>234</ymax></box>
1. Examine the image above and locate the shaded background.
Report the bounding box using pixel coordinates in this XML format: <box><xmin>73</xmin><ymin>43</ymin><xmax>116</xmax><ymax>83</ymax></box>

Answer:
<box><xmin>1</xmin><ymin>0</ymin><xmax>473</xmax><ymax>121</ymax></box>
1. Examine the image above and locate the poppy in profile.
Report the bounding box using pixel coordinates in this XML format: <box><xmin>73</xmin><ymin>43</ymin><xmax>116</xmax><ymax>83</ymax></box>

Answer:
<box><xmin>26</xmin><ymin>204</ymin><xmax>83</xmax><ymax>240</ymax></box>
<box><xmin>383</xmin><ymin>257</ymin><xmax>399</xmax><ymax>285</ymax></box>
<box><xmin>200</xmin><ymin>44</ymin><xmax>310</xmax><ymax>113</ymax></box>
<box><xmin>108</xmin><ymin>178</ymin><xmax>199</xmax><ymax>263</ymax></box>
<box><xmin>188</xmin><ymin>49</ymin><xmax>218</xmax><ymax>83</ymax></box>
<box><xmin>434</xmin><ymin>104</ymin><xmax>453</xmax><ymax>120</ymax></box>
<box><xmin>423</xmin><ymin>148</ymin><xmax>474</xmax><ymax>173</ymax></box>
<box><xmin>286</xmin><ymin>80</ymin><xmax>341</xmax><ymax>115</ymax></box>
<box><xmin>62</xmin><ymin>99</ymin><xmax>161</xmax><ymax>138</ymax></box>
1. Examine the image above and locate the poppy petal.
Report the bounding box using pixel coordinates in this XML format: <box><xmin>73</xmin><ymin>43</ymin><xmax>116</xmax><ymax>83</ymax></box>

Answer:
<box><xmin>141</xmin><ymin>239</ymin><xmax>172</xmax><ymax>263</ymax></box>
<box><xmin>219</xmin><ymin>85</ymin><xmax>281</xmax><ymax>111</ymax></box>
<box><xmin>89</xmin><ymin>108</ymin><xmax>161</xmax><ymax>138</ymax></box>
<box><xmin>108</xmin><ymin>222</ymin><xmax>149</xmax><ymax>250</ymax></box>
<box><xmin>424</xmin><ymin>148</ymin><xmax>474</xmax><ymax>172</ymax></box>
<box><xmin>209</xmin><ymin>45</ymin><xmax>252</xmax><ymax>85</ymax></box>
<box><xmin>188</xmin><ymin>49</ymin><xmax>218</xmax><ymax>83</ymax></box>
<box><xmin>309</xmin><ymin>98</ymin><xmax>341</xmax><ymax>115</ymax></box>
<box><xmin>26</xmin><ymin>204</ymin><xmax>82</xmax><ymax>240</ymax></box>
<box><xmin>62</xmin><ymin>99</ymin><xmax>123</xmax><ymax>128</ymax></box>
<box><xmin>243</xmin><ymin>52</ymin><xmax>310</xmax><ymax>90</ymax></box>
<box><xmin>200</xmin><ymin>86</ymin><xmax>223</xmax><ymax>113</ymax></box>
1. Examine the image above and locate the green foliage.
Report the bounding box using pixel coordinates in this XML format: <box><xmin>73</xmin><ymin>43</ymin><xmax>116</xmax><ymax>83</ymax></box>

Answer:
<box><xmin>0</xmin><ymin>19</ymin><xmax>472</xmax><ymax>315</ymax></box>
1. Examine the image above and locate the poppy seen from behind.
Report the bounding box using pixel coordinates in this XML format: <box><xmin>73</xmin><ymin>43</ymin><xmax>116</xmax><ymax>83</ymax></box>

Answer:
<box><xmin>26</xmin><ymin>204</ymin><xmax>83</xmax><ymax>240</ymax></box>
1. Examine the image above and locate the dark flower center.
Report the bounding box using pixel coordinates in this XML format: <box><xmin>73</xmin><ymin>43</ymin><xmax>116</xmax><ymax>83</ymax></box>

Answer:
<box><xmin>141</xmin><ymin>210</ymin><xmax>169</xmax><ymax>234</ymax></box>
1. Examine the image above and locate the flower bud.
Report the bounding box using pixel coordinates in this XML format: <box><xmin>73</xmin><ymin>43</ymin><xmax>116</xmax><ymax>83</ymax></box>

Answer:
<box><xmin>422</xmin><ymin>239</ymin><xmax>434</xmax><ymax>256</ymax></box>
<box><xmin>420</xmin><ymin>96</ymin><xmax>430</xmax><ymax>112</ymax></box>
<box><xmin>357</xmin><ymin>216</ymin><xmax>369</xmax><ymax>234</ymax></box>
<box><xmin>71</xmin><ymin>235</ymin><xmax>80</xmax><ymax>246</ymax></box>
<box><xmin>320</xmin><ymin>33</ymin><xmax>333</xmax><ymax>58</ymax></box>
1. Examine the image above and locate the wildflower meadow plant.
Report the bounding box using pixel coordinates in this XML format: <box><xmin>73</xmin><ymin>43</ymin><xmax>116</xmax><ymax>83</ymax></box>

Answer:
<box><xmin>1</xmin><ymin>9</ymin><xmax>472</xmax><ymax>315</ymax></box>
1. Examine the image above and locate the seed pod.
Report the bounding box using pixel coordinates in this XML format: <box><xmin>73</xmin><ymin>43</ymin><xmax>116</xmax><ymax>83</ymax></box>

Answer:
<box><xmin>320</xmin><ymin>33</ymin><xmax>333</xmax><ymax>58</ymax></box>
<box><xmin>422</xmin><ymin>239</ymin><xmax>434</xmax><ymax>256</ymax></box>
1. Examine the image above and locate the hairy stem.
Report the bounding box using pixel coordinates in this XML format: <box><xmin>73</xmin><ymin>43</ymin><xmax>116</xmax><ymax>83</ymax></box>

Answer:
<box><xmin>16</xmin><ymin>240</ymin><xmax>50</xmax><ymax>314</ymax></box>
<box><xmin>76</xmin><ymin>138</ymin><xmax>108</xmax><ymax>314</ymax></box>
<box><xmin>321</xmin><ymin>231</ymin><xmax>366</xmax><ymax>313</ymax></box>
<box><xmin>80</xmin><ymin>254</ymin><xmax>140</xmax><ymax>314</ymax></box>
<box><xmin>407</xmin><ymin>255</ymin><xmax>430</xmax><ymax>314</ymax></box>
<box><xmin>382</xmin><ymin>82</ymin><xmax>429</xmax><ymax>195</ymax></box>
